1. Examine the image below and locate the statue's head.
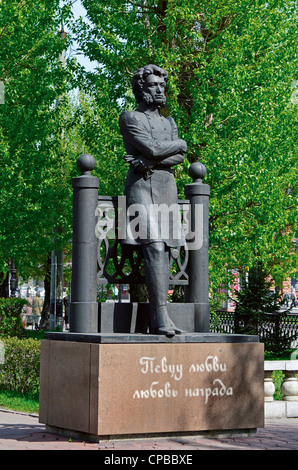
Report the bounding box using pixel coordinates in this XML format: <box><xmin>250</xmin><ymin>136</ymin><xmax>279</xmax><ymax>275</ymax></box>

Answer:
<box><xmin>132</xmin><ymin>64</ymin><xmax>168</xmax><ymax>106</ymax></box>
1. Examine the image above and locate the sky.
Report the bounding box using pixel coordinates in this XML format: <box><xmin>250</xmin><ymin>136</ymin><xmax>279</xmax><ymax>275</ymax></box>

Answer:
<box><xmin>69</xmin><ymin>0</ymin><xmax>97</xmax><ymax>72</ymax></box>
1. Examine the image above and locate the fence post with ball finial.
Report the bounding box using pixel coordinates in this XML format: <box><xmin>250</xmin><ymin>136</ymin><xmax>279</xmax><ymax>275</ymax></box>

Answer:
<box><xmin>184</xmin><ymin>162</ymin><xmax>210</xmax><ymax>332</ymax></box>
<box><xmin>70</xmin><ymin>154</ymin><xmax>99</xmax><ymax>333</ymax></box>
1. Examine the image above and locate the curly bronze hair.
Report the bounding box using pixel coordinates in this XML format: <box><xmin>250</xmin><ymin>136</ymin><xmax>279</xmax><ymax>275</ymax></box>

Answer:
<box><xmin>132</xmin><ymin>64</ymin><xmax>168</xmax><ymax>104</ymax></box>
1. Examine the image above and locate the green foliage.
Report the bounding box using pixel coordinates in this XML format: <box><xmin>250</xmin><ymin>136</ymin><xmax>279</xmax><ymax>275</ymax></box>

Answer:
<box><xmin>272</xmin><ymin>370</ymin><xmax>285</xmax><ymax>401</ymax></box>
<box><xmin>0</xmin><ymin>0</ymin><xmax>79</xmax><ymax>280</ymax></box>
<box><xmin>0</xmin><ymin>336</ymin><xmax>40</xmax><ymax>395</ymax></box>
<box><xmin>234</xmin><ymin>264</ymin><xmax>281</xmax><ymax>331</ymax></box>
<box><xmin>72</xmin><ymin>0</ymin><xmax>298</xmax><ymax>288</ymax></box>
<box><xmin>0</xmin><ymin>298</ymin><xmax>27</xmax><ymax>337</ymax></box>
<box><xmin>72</xmin><ymin>90</ymin><xmax>127</xmax><ymax>196</ymax></box>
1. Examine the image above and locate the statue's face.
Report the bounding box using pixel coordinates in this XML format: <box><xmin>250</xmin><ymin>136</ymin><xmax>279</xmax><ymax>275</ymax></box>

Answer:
<box><xmin>143</xmin><ymin>74</ymin><xmax>166</xmax><ymax>106</ymax></box>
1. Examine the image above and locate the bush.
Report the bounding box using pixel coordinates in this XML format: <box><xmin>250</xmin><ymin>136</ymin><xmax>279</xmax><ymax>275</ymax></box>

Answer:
<box><xmin>272</xmin><ymin>370</ymin><xmax>285</xmax><ymax>401</ymax></box>
<box><xmin>0</xmin><ymin>336</ymin><xmax>40</xmax><ymax>395</ymax></box>
<box><xmin>0</xmin><ymin>297</ymin><xmax>27</xmax><ymax>337</ymax></box>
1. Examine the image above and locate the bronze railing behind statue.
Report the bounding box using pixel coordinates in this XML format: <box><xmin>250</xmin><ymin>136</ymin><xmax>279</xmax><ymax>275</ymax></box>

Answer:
<box><xmin>96</xmin><ymin>196</ymin><xmax>189</xmax><ymax>286</ymax></box>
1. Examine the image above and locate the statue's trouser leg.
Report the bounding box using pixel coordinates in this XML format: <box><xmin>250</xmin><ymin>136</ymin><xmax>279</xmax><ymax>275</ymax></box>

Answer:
<box><xmin>141</xmin><ymin>241</ymin><xmax>183</xmax><ymax>336</ymax></box>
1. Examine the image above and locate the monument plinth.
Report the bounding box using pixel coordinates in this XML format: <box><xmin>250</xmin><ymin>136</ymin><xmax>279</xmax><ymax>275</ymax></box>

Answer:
<box><xmin>39</xmin><ymin>334</ymin><xmax>263</xmax><ymax>439</ymax></box>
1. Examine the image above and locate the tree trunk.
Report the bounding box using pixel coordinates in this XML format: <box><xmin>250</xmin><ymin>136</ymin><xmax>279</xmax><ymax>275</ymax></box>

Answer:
<box><xmin>40</xmin><ymin>253</ymin><xmax>51</xmax><ymax>330</ymax></box>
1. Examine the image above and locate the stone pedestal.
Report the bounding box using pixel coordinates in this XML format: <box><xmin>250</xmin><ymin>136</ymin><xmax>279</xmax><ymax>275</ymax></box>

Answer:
<box><xmin>39</xmin><ymin>333</ymin><xmax>264</xmax><ymax>440</ymax></box>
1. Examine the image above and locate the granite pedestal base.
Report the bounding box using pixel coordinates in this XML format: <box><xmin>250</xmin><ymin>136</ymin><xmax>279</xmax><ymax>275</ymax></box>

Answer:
<box><xmin>39</xmin><ymin>333</ymin><xmax>264</xmax><ymax>440</ymax></box>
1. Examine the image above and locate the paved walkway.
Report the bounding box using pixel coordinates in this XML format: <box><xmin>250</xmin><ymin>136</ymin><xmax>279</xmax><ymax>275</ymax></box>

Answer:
<box><xmin>0</xmin><ymin>409</ymin><xmax>298</xmax><ymax>451</ymax></box>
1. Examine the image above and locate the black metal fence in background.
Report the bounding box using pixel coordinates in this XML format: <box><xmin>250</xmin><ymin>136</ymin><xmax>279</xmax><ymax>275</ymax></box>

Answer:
<box><xmin>211</xmin><ymin>311</ymin><xmax>298</xmax><ymax>348</ymax></box>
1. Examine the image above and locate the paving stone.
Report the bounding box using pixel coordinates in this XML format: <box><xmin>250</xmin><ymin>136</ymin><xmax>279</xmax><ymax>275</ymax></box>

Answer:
<box><xmin>1</xmin><ymin>411</ymin><xmax>298</xmax><ymax>450</ymax></box>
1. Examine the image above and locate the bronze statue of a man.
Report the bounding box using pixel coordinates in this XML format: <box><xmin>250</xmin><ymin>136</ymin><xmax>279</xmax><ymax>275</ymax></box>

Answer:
<box><xmin>119</xmin><ymin>64</ymin><xmax>187</xmax><ymax>337</ymax></box>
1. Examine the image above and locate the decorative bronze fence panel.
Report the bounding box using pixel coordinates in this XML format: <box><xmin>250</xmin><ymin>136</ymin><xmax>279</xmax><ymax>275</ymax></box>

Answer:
<box><xmin>96</xmin><ymin>196</ymin><xmax>189</xmax><ymax>286</ymax></box>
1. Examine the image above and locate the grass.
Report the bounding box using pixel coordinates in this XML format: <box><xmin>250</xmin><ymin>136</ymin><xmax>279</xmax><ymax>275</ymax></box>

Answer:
<box><xmin>0</xmin><ymin>389</ymin><xmax>39</xmax><ymax>415</ymax></box>
<box><xmin>0</xmin><ymin>329</ymin><xmax>41</xmax><ymax>414</ymax></box>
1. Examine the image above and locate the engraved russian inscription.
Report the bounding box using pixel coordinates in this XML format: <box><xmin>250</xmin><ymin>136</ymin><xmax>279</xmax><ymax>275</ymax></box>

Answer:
<box><xmin>133</xmin><ymin>354</ymin><xmax>233</xmax><ymax>405</ymax></box>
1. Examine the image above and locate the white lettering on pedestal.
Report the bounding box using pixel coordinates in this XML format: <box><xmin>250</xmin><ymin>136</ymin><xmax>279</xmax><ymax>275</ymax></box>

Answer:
<box><xmin>185</xmin><ymin>379</ymin><xmax>233</xmax><ymax>404</ymax></box>
<box><xmin>132</xmin><ymin>381</ymin><xmax>178</xmax><ymax>399</ymax></box>
<box><xmin>133</xmin><ymin>355</ymin><xmax>233</xmax><ymax>403</ymax></box>
<box><xmin>139</xmin><ymin>356</ymin><xmax>183</xmax><ymax>381</ymax></box>
<box><xmin>189</xmin><ymin>356</ymin><xmax>227</xmax><ymax>373</ymax></box>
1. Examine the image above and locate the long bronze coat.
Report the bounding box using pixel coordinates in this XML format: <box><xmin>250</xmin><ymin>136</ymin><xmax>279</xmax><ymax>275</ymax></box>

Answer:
<box><xmin>119</xmin><ymin>103</ymin><xmax>186</xmax><ymax>247</ymax></box>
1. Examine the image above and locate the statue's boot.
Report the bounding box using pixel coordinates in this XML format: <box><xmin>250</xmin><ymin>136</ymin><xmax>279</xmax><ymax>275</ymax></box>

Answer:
<box><xmin>142</xmin><ymin>242</ymin><xmax>183</xmax><ymax>337</ymax></box>
<box><xmin>154</xmin><ymin>306</ymin><xmax>184</xmax><ymax>337</ymax></box>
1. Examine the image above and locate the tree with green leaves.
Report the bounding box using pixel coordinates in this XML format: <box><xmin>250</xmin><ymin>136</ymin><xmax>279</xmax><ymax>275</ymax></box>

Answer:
<box><xmin>72</xmin><ymin>0</ymin><xmax>298</xmax><ymax>291</ymax></box>
<box><xmin>0</xmin><ymin>0</ymin><xmax>80</xmax><ymax>290</ymax></box>
<box><xmin>0</xmin><ymin>0</ymin><xmax>90</xmax><ymax>331</ymax></box>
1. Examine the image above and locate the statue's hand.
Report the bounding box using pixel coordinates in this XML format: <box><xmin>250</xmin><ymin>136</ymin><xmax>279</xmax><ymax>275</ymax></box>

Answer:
<box><xmin>178</xmin><ymin>139</ymin><xmax>188</xmax><ymax>154</ymax></box>
<box><xmin>135</xmin><ymin>156</ymin><xmax>155</xmax><ymax>173</ymax></box>
<box><xmin>123</xmin><ymin>155</ymin><xmax>154</xmax><ymax>174</ymax></box>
